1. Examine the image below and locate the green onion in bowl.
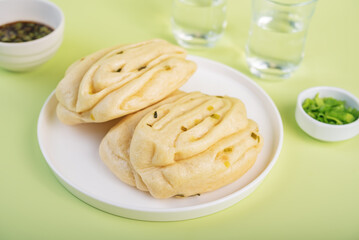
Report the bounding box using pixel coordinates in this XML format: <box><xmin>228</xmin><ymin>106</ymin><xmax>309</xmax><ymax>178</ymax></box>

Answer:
<box><xmin>302</xmin><ymin>93</ymin><xmax>359</xmax><ymax>125</ymax></box>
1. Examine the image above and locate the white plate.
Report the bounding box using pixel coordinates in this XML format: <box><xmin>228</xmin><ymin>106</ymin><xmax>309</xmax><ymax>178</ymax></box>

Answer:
<box><xmin>37</xmin><ymin>55</ymin><xmax>283</xmax><ymax>221</ymax></box>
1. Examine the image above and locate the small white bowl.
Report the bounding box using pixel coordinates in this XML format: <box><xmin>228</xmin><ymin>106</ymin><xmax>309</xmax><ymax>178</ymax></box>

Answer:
<box><xmin>0</xmin><ymin>0</ymin><xmax>64</xmax><ymax>71</ymax></box>
<box><xmin>295</xmin><ymin>86</ymin><xmax>359</xmax><ymax>142</ymax></box>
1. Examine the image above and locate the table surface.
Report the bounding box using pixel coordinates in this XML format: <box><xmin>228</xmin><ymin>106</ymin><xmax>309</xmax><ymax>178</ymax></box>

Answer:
<box><xmin>1</xmin><ymin>0</ymin><xmax>358</xmax><ymax>239</ymax></box>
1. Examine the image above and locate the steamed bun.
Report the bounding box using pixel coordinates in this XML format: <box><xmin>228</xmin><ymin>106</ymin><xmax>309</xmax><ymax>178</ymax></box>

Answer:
<box><xmin>55</xmin><ymin>39</ymin><xmax>196</xmax><ymax>125</ymax></box>
<box><xmin>100</xmin><ymin>91</ymin><xmax>263</xmax><ymax>198</ymax></box>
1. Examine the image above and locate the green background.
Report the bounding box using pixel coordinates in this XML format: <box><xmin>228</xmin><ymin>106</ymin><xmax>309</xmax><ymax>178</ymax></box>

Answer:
<box><xmin>1</xmin><ymin>0</ymin><xmax>358</xmax><ymax>239</ymax></box>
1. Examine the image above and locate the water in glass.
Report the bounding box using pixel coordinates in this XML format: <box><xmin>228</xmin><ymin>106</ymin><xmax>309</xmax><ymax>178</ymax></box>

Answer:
<box><xmin>246</xmin><ymin>11</ymin><xmax>306</xmax><ymax>78</ymax></box>
<box><xmin>171</xmin><ymin>0</ymin><xmax>227</xmax><ymax>48</ymax></box>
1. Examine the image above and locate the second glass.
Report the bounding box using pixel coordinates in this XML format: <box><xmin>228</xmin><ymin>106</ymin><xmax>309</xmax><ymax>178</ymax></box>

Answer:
<box><xmin>245</xmin><ymin>0</ymin><xmax>317</xmax><ymax>79</ymax></box>
<box><xmin>171</xmin><ymin>0</ymin><xmax>227</xmax><ymax>49</ymax></box>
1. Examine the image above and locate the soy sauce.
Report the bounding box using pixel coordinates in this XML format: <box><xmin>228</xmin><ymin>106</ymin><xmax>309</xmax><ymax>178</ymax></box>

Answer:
<box><xmin>0</xmin><ymin>21</ymin><xmax>54</xmax><ymax>43</ymax></box>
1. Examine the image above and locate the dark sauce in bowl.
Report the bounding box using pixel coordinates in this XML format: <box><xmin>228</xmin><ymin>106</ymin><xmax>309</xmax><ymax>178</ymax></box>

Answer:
<box><xmin>0</xmin><ymin>21</ymin><xmax>54</xmax><ymax>43</ymax></box>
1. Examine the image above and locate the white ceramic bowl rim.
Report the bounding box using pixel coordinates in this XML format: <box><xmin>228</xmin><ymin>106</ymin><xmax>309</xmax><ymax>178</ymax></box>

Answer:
<box><xmin>297</xmin><ymin>86</ymin><xmax>359</xmax><ymax>129</ymax></box>
<box><xmin>0</xmin><ymin>0</ymin><xmax>64</xmax><ymax>47</ymax></box>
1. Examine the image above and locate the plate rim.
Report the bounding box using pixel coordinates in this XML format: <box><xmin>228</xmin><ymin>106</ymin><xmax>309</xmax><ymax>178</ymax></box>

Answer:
<box><xmin>37</xmin><ymin>55</ymin><xmax>283</xmax><ymax>219</ymax></box>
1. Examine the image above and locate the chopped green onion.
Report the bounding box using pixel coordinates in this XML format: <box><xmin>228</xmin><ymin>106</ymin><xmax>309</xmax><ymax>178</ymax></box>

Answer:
<box><xmin>302</xmin><ymin>93</ymin><xmax>359</xmax><ymax>125</ymax></box>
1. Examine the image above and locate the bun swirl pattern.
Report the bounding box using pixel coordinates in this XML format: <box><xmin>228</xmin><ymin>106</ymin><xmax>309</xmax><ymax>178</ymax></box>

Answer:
<box><xmin>128</xmin><ymin>92</ymin><xmax>263</xmax><ymax>198</ymax></box>
<box><xmin>55</xmin><ymin>39</ymin><xmax>196</xmax><ymax>125</ymax></box>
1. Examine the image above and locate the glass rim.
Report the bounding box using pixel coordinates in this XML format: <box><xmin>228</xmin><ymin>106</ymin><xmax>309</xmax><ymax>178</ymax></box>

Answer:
<box><xmin>265</xmin><ymin>0</ymin><xmax>317</xmax><ymax>7</ymax></box>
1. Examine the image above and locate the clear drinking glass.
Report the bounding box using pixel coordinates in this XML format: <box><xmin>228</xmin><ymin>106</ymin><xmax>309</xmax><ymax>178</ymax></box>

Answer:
<box><xmin>245</xmin><ymin>0</ymin><xmax>317</xmax><ymax>79</ymax></box>
<box><xmin>171</xmin><ymin>0</ymin><xmax>227</xmax><ymax>49</ymax></box>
